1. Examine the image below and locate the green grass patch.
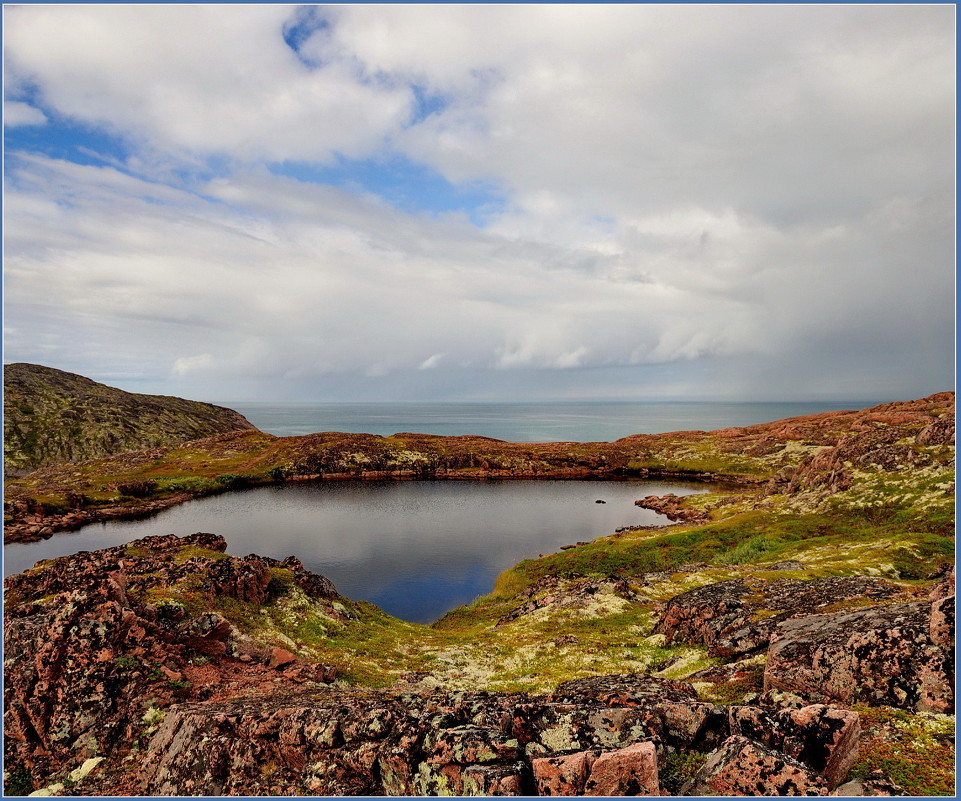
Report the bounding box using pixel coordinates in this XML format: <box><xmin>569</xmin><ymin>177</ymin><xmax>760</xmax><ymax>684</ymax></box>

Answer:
<box><xmin>851</xmin><ymin>705</ymin><xmax>955</xmax><ymax>796</ymax></box>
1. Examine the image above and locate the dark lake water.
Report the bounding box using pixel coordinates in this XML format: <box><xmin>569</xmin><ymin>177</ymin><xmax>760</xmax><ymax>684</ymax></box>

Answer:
<box><xmin>3</xmin><ymin>479</ymin><xmax>710</xmax><ymax>623</ymax></box>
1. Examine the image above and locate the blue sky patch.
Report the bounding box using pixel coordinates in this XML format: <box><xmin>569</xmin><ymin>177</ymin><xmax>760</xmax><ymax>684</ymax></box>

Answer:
<box><xmin>282</xmin><ymin>6</ymin><xmax>331</xmax><ymax>68</ymax></box>
<box><xmin>5</xmin><ymin>109</ymin><xmax>129</xmax><ymax>170</ymax></box>
<box><xmin>270</xmin><ymin>154</ymin><xmax>505</xmax><ymax>226</ymax></box>
<box><xmin>410</xmin><ymin>84</ymin><xmax>450</xmax><ymax>124</ymax></box>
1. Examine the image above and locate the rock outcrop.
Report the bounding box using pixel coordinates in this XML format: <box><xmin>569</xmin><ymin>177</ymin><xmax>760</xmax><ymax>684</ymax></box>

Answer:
<box><xmin>3</xmin><ymin>533</ymin><xmax>339</xmax><ymax>786</ymax></box>
<box><xmin>4</xmin><ymin>533</ymin><xmax>910</xmax><ymax>797</ymax></box>
<box><xmin>136</xmin><ymin>675</ymin><xmax>861</xmax><ymax>796</ymax></box>
<box><xmin>763</xmin><ymin>600</ymin><xmax>954</xmax><ymax>714</ymax></box>
<box><xmin>654</xmin><ymin>576</ymin><xmax>907</xmax><ymax>659</ymax></box>
<box><xmin>634</xmin><ymin>494</ymin><xmax>709</xmax><ymax>523</ymax></box>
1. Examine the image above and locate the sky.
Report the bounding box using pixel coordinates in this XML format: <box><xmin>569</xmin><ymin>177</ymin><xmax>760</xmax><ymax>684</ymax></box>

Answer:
<box><xmin>2</xmin><ymin>4</ymin><xmax>955</xmax><ymax>403</ymax></box>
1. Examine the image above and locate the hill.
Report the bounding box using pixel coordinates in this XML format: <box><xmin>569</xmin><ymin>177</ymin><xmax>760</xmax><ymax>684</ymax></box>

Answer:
<box><xmin>2</xmin><ymin>363</ymin><xmax>256</xmax><ymax>477</ymax></box>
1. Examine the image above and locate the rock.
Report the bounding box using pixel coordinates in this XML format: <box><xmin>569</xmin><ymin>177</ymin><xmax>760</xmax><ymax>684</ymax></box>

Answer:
<box><xmin>635</xmin><ymin>493</ymin><xmax>708</xmax><ymax>523</ymax></box>
<box><xmin>582</xmin><ymin>741</ymin><xmax>659</xmax><ymax>795</ymax></box>
<box><xmin>832</xmin><ymin>770</ymin><xmax>905</xmax><ymax>796</ymax></box>
<box><xmin>768</xmin><ymin>560</ymin><xmax>807</xmax><ymax>571</ymax></box>
<box><xmin>681</xmin><ymin>735</ymin><xmax>829</xmax><ymax>796</ymax></box>
<box><xmin>656</xmin><ymin>576</ymin><xmax>907</xmax><ymax>660</ymax></box>
<box><xmin>462</xmin><ymin>762</ymin><xmax>527</xmax><ymax>796</ymax></box>
<box><xmin>496</xmin><ymin>575</ymin><xmax>638</xmax><ymax>627</ymax></box>
<box><xmin>268</xmin><ymin>647</ymin><xmax>298</xmax><ymax>670</ymax></box>
<box><xmin>3</xmin><ymin>533</ymin><xmax>339</xmax><ymax>784</ymax></box>
<box><xmin>764</xmin><ymin>603</ymin><xmax>953</xmax><ymax>713</ymax></box>
<box><xmin>532</xmin><ymin>750</ymin><xmax>600</xmax><ymax>795</ymax></box>
<box><xmin>915</xmin><ymin>416</ymin><xmax>955</xmax><ymax>446</ymax></box>
<box><xmin>728</xmin><ymin>704</ymin><xmax>860</xmax><ymax>788</ymax></box>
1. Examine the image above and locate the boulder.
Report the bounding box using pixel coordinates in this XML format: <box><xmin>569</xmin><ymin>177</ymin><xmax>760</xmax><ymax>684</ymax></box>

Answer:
<box><xmin>655</xmin><ymin>576</ymin><xmax>904</xmax><ymax>659</ymax></box>
<box><xmin>728</xmin><ymin>704</ymin><xmax>860</xmax><ymax>788</ymax></box>
<box><xmin>582</xmin><ymin>741</ymin><xmax>659</xmax><ymax>795</ymax></box>
<box><xmin>681</xmin><ymin>735</ymin><xmax>829</xmax><ymax>796</ymax></box>
<box><xmin>764</xmin><ymin>603</ymin><xmax>953</xmax><ymax>713</ymax></box>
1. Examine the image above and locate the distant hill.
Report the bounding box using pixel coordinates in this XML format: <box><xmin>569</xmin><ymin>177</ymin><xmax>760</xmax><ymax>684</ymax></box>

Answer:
<box><xmin>3</xmin><ymin>363</ymin><xmax>257</xmax><ymax>476</ymax></box>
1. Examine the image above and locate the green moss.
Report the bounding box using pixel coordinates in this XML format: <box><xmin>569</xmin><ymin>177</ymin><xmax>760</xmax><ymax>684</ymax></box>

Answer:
<box><xmin>4</xmin><ymin>764</ymin><xmax>34</xmax><ymax>796</ymax></box>
<box><xmin>172</xmin><ymin>545</ymin><xmax>231</xmax><ymax>564</ymax></box>
<box><xmin>851</xmin><ymin>705</ymin><xmax>955</xmax><ymax>796</ymax></box>
<box><xmin>660</xmin><ymin>751</ymin><xmax>709</xmax><ymax>785</ymax></box>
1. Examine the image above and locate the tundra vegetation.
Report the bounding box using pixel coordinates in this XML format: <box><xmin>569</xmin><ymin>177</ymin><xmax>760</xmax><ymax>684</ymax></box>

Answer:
<box><xmin>2</xmin><ymin>389</ymin><xmax>954</xmax><ymax>796</ymax></box>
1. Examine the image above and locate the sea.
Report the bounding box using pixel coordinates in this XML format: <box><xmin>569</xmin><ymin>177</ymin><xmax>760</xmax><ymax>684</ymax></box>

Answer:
<box><xmin>223</xmin><ymin>400</ymin><xmax>881</xmax><ymax>442</ymax></box>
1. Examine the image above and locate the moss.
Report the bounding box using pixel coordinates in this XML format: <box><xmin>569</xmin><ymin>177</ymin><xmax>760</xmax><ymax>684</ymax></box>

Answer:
<box><xmin>850</xmin><ymin>705</ymin><xmax>955</xmax><ymax>796</ymax></box>
<box><xmin>4</xmin><ymin>764</ymin><xmax>34</xmax><ymax>796</ymax></box>
<box><xmin>696</xmin><ymin>663</ymin><xmax>766</xmax><ymax>704</ymax></box>
<box><xmin>660</xmin><ymin>751</ymin><xmax>710</xmax><ymax>786</ymax></box>
<box><xmin>172</xmin><ymin>545</ymin><xmax>231</xmax><ymax>564</ymax></box>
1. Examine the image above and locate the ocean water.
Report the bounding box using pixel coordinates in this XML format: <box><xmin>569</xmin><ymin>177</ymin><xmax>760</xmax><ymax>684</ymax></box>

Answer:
<box><xmin>4</xmin><ymin>479</ymin><xmax>710</xmax><ymax>623</ymax></box>
<box><xmin>225</xmin><ymin>400</ymin><xmax>879</xmax><ymax>442</ymax></box>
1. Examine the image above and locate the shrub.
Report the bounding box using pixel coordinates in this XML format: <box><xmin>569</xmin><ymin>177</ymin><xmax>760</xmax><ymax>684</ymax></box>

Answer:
<box><xmin>215</xmin><ymin>473</ymin><xmax>253</xmax><ymax>489</ymax></box>
<box><xmin>116</xmin><ymin>480</ymin><xmax>157</xmax><ymax>499</ymax></box>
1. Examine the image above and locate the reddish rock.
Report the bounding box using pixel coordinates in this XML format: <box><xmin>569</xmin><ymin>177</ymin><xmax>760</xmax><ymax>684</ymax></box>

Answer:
<box><xmin>462</xmin><ymin>762</ymin><xmax>527</xmax><ymax>795</ymax></box>
<box><xmin>583</xmin><ymin>741</ymin><xmax>659</xmax><ymax>795</ymax></box>
<box><xmin>655</xmin><ymin>576</ymin><xmax>904</xmax><ymax>659</ymax></box>
<box><xmin>268</xmin><ymin>647</ymin><xmax>297</xmax><ymax>670</ymax></box>
<box><xmin>682</xmin><ymin>735</ymin><xmax>829</xmax><ymax>796</ymax></box>
<box><xmin>730</xmin><ymin>704</ymin><xmax>860</xmax><ymax>788</ymax></box>
<box><xmin>3</xmin><ymin>533</ymin><xmax>339</xmax><ymax>787</ymax></box>
<box><xmin>635</xmin><ymin>493</ymin><xmax>708</xmax><ymax>522</ymax></box>
<box><xmin>764</xmin><ymin>603</ymin><xmax>953</xmax><ymax>713</ymax></box>
<box><xmin>532</xmin><ymin>750</ymin><xmax>599</xmax><ymax>795</ymax></box>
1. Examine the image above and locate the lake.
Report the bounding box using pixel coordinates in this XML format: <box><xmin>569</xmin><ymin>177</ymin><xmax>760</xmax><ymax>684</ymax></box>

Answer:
<box><xmin>3</xmin><ymin>479</ymin><xmax>711</xmax><ymax>623</ymax></box>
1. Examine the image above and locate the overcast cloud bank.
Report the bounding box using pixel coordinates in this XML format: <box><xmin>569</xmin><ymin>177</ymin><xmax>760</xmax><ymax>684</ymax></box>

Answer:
<box><xmin>3</xmin><ymin>5</ymin><xmax>954</xmax><ymax>401</ymax></box>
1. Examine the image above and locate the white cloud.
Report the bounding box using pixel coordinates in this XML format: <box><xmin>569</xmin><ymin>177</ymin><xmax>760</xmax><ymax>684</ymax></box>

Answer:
<box><xmin>418</xmin><ymin>354</ymin><xmax>444</xmax><ymax>370</ymax></box>
<box><xmin>173</xmin><ymin>354</ymin><xmax>214</xmax><ymax>376</ymax></box>
<box><xmin>2</xmin><ymin>5</ymin><xmax>954</xmax><ymax>401</ymax></box>
<box><xmin>3</xmin><ymin>5</ymin><xmax>410</xmax><ymax>164</ymax></box>
<box><xmin>4</xmin><ymin>100</ymin><xmax>47</xmax><ymax>127</ymax></box>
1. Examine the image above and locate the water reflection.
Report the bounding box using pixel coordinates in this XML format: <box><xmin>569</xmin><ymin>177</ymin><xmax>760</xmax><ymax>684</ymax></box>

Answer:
<box><xmin>4</xmin><ymin>480</ymin><xmax>710</xmax><ymax>622</ymax></box>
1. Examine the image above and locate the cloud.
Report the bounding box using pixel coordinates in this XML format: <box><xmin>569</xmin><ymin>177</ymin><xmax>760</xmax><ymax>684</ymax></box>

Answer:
<box><xmin>4</xmin><ymin>100</ymin><xmax>47</xmax><ymax>127</ymax></box>
<box><xmin>418</xmin><ymin>354</ymin><xmax>444</xmax><ymax>370</ymax></box>
<box><xmin>2</xmin><ymin>5</ymin><xmax>954</xmax><ymax>401</ymax></box>
<box><xmin>3</xmin><ymin>5</ymin><xmax>410</xmax><ymax>165</ymax></box>
<box><xmin>173</xmin><ymin>354</ymin><xmax>214</xmax><ymax>376</ymax></box>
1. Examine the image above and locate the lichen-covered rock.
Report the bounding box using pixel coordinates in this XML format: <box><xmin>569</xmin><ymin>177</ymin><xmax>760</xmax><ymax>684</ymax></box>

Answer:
<box><xmin>635</xmin><ymin>493</ymin><xmax>709</xmax><ymax>522</ymax></box>
<box><xmin>831</xmin><ymin>770</ymin><xmax>906</xmax><ymax>797</ymax></box>
<box><xmin>728</xmin><ymin>704</ymin><xmax>860</xmax><ymax>788</ymax></box>
<box><xmin>2</xmin><ymin>533</ymin><xmax>340</xmax><ymax>789</ymax></box>
<box><xmin>531</xmin><ymin>750</ymin><xmax>600</xmax><ymax>795</ymax></box>
<box><xmin>764</xmin><ymin>603</ymin><xmax>953</xmax><ymax>713</ymax></box>
<box><xmin>655</xmin><ymin>576</ymin><xmax>904</xmax><ymax>659</ymax></box>
<box><xmin>582</xmin><ymin>741</ymin><xmax>659</xmax><ymax>795</ymax></box>
<box><xmin>496</xmin><ymin>574</ymin><xmax>638</xmax><ymax>626</ymax></box>
<box><xmin>681</xmin><ymin>735</ymin><xmax>829</xmax><ymax>796</ymax></box>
